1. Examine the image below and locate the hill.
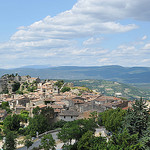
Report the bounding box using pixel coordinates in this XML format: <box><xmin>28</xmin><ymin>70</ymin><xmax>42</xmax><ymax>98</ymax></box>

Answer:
<box><xmin>65</xmin><ymin>79</ymin><xmax>150</xmax><ymax>100</ymax></box>
<box><xmin>0</xmin><ymin>65</ymin><xmax>150</xmax><ymax>83</ymax></box>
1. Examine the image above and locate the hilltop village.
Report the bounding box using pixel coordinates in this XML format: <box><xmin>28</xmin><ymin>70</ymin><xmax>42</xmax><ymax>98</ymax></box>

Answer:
<box><xmin>0</xmin><ymin>74</ymin><xmax>131</xmax><ymax>121</ymax></box>
<box><xmin>1</xmin><ymin>74</ymin><xmax>150</xmax><ymax>150</ymax></box>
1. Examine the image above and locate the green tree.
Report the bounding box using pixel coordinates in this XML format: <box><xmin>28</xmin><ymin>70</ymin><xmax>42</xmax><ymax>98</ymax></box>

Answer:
<box><xmin>123</xmin><ymin>98</ymin><xmax>149</xmax><ymax>138</ymax></box>
<box><xmin>108</xmin><ymin>128</ymin><xmax>142</xmax><ymax>150</ymax></box>
<box><xmin>32</xmin><ymin>106</ymin><xmax>40</xmax><ymax>115</ymax></box>
<box><xmin>58</xmin><ymin>119</ymin><xmax>97</xmax><ymax>145</ymax></box>
<box><xmin>12</xmin><ymin>82</ymin><xmax>20</xmax><ymax>92</ymax></box>
<box><xmin>24</xmin><ymin>135</ymin><xmax>33</xmax><ymax>150</ymax></box>
<box><xmin>1</xmin><ymin>101</ymin><xmax>9</xmax><ymax>109</ymax></box>
<box><xmin>77</xmin><ymin>131</ymin><xmax>94</xmax><ymax>150</ymax></box>
<box><xmin>99</xmin><ymin>108</ymin><xmax>126</xmax><ymax>133</ymax></box>
<box><xmin>61</xmin><ymin>87</ymin><xmax>71</xmax><ymax>93</ymax></box>
<box><xmin>140</xmin><ymin>123</ymin><xmax>150</xmax><ymax>150</ymax></box>
<box><xmin>27</xmin><ymin>114</ymin><xmax>49</xmax><ymax>136</ymax></box>
<box><xmin>3</xmin><ymin>131</ymin><xmax>16</xmax><ymax>150</ymax></box>
<box><xmin>40</xmin><ymin>133</ymin><xmax>56</xmax><ymax>150</ymax></box>
<box><xmin>19</xmin><ymin>110</ymin><xmax>29</xmax><ymax>123</ymax></box>
<box><xmin>3</xmin><ymin>114</ymin><xmax>20</xmax><ymax>133</ymax></box>
<box><xmin>54</xmin><ymin>80</ymin><xmax>64</xmax><ymax>89</ymax></box>
<box><xmin>77</xmin><ymin>131</ymin><xmax>107</xmax><ymax>150</ymax></box>
<box><xmin>90</xmin><ymin>136</ymin><xmax>107</xmax><ymax>150</ymax></box>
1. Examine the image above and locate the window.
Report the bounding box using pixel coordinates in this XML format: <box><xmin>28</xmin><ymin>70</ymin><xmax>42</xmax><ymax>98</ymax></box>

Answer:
<box><xmin>71</xmin><ymin>116</ymin><xmax>73</xmax><ymax>118</ymax></box>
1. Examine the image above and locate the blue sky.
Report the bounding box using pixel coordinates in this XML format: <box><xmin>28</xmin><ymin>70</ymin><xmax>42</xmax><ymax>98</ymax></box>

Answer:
<box><xmin>0</xmin><ymin>0</ymin><xmax>150</xmax><ymax>68</ymax></box>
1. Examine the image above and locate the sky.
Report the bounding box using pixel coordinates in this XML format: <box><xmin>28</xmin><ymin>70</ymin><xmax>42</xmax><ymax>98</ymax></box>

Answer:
<box><xmin>0</xmin><ymin>0</ymin><xmax>150</xmax><ymax>68</ymax></box>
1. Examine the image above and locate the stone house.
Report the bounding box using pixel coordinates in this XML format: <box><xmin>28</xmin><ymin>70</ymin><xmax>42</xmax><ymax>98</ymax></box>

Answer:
<box><xmin>59</xmin><ymin>109</ymin><xmax>79</xmax><ymax>121</ymax></box>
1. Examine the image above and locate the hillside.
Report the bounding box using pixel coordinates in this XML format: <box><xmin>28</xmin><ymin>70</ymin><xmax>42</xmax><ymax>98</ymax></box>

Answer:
<box><xmin>65</xmin><ymin>79</ymin><xmax>150</xmax><ymax>100</ymax></box>
<box><xmin>0</xmin><ymin>65</ymin><xmax>150</xmax><ymax>83</ymax></box>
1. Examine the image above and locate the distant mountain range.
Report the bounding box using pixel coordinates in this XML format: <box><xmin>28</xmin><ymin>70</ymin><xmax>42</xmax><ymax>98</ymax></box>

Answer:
<box><xmin>0</xmin><ymin>65</ymin><xmax>150</xmax><ymax>83</ymax></box>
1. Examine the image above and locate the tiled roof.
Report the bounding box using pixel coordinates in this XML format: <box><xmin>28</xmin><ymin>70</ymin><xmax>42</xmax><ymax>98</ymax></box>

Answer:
<box><xmin>60</xmin><ymin>110</ymin><xmax>79</xmax><ymax>116</ymax></box>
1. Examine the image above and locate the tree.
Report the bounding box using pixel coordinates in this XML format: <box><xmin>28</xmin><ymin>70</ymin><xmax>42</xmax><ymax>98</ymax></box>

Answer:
<box><xmin>58</xmin><ymin>119</ymin><xmax>97</xmax><ymax>146</ymax></box>
<box><xmin>12</xmin><ymin>82</ymin><xmax>20</xmax><ymax>92</ymax></box>
<box><xmin>99</xmin><ymin>108</ymin><xmax>126</xmax><ymax>133</ymax></box>
<box><xmin>77</xmin><ymin>131</ymin><xmax>107</xmax><ymax>150</ymax></box>
<box><xmin>25</xmin><ymin>140</ymin><xmax>33</xmax><ymax>150</ymax></box>
<box><xmin>40</xmin><ymin>133</ymin><xmax>56</xmax><ymax>150</ymax></box>
<box><xmin>140</xmin><ymin>123</ymin><xmax>150</xmax><ymax>150</ymax></box>
<box><xmin>3</xmin><ymin>114</ymin><xmax>20</xmax><ymax>133</ymax></box>
<box><xmin>32</xmin><ymin>106</ymin><xmax>40</xmax><ymax>115</ymax></box>
<box><xmin>41</xmin><ymin>107</ymin><xmax>54</xmax><ymax>118</ymax></box>
<box><xmin>108</xmin><ymin>128</ymin><xmax>142</xmax><ymax>150</ymax></box>
<box><xmin>27</xmin><ymin>114</ymin><xmax>49</xmax><ymax>136</ymax></box>
<box><xmin>54</xmin><ymin>80</ymin><xmax>64</xmax><ymax>89</ymax></box>
<box><xmin>90</xmin><ymin>135</ymin><xmax>107</xmax><ymax>150</ymax></box>
<box><xmin>1</xmin><ymin>101</ymin><xmax>9</xmax><ymax>109</ymax></box>
<box><xmin>24</xmin><ymin>135</ymin><xmax>33</xmax><ymax>150</ymax></box>
<box><xmin>77</xmin><ymin>131</ymin><xmax>94</xmax><ymax>150</ymax></box>
<box><xmin>19</xmin><ymin>110</ymin><xmax>29</xmax><ymax>123</ymax></box>
<box><xmin>123</xmin><ymin>98</ymin><xmax>149</xmax><ymax>138</ymax></box>
<box><xmin>61</xmin><ymin>87</ymin><xmax>71</xmax><ymax>93</ymax></box>
<box><xmin>3</xmin><ymin>131</ymin><xmax>16</xmax><ymax>150</ymax></box>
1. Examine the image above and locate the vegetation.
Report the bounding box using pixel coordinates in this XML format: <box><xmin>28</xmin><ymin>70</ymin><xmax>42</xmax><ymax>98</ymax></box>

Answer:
<box><xmin>108</xmin><ymin>129</ymin><xmax>142</xmax><ymax>150</ymax></box>
<box><xmin>3</xmin><ymin>114</ymin><xmax>21</xmax><ymax>133</ymax></box>
<box><xmin>24</xmin><ymin>135</ymin><xmax>33</xmax><ymax>150</ymax></box>
<box><xmin>26</xmin><ymin>114</ymin><xmax>49</xmax><ymax>137</ymax></box>
<box><xmin>40</xmin><ymin>133</ymin><xmax>56</xmax><ymax>150</ymax></box>
<box><xmin>12</xmin><ymin>82</ymin><xmax>20</xmax><ymax>92</ymax></box>
<box><xmin>54</xmin><ymin>80</ymin><xmax>64</xmax><ymax>89</ymax></box>
<box><xmin>3</xmin><ymin>131</ymin><xmax>16</xmax><ymax>150</ymax></box>
<box><xmin>19</xmin><ymin>110</ymin><xmax>29</xmax><ymax>123</ymax></box>
<box><xmin>32</xmin><ymin>106</ymin><xmax>40</xmax><ymax>115</ymax></box>
<box><xmin>61</xmin><ymin>86</ymin><xmax>71</xmax><ymax>93</ymax></box>
<box><xmin>77</xmin><ymin>131</ymin><xmax>107</xmax><ymax>150</ymax></box>
<box><xmin>99</xmin><ymin>108</ymin><xmax>126</xmax><ymax>133</ymax></box>
<box><xmin>123</xmin><ymin>98</ymin><xmax>149</xmax><ymax>138</ymax></box>
<box><xmin>58</xmin><ymin>118</ymin><xmax>97</xmax><ymax>148</ymax></box>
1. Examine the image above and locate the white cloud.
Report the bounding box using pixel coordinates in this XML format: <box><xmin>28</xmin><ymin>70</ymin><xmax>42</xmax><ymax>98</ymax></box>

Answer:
<box><xmin>142</xmin><ymin>35</ymin><xmax>147</xmax><ymax>40</ymax></box>
<box><xmin>1</xmin><ymin>0</ymin><xmax>150</xmax><ymax>68</ymax></box>
<box><xmin>143</xmin><ymin>43</ymin><xmax>150</xmax><ymax>49</ymax></box>
<box><xmin>98</xmin><ymin>58</ymin><xmax>109</xmax><ymax>63</ymax></box>
<box><xmin>83</xmin><ymin>37</ymin><xmax>103</xmax><ymax>46</ymax></box>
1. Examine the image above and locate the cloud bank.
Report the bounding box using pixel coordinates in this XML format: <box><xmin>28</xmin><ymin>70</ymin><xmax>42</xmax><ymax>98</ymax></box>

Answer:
<box><xmin>0</xmin><ymin>0</ymin><xmax>150</xmax><ymax>68</ymax></box>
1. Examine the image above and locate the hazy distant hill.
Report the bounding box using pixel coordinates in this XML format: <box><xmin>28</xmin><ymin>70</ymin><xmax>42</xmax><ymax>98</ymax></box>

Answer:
<box><xmin>0</xmin><ymin>65</ymin><xmax>150</xmax><ymax>83</ymax></box>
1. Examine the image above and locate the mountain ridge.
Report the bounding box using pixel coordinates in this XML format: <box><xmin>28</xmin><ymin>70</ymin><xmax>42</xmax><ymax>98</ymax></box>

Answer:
<box><xmin>0</xmin><ymin>65</ymin><xmax>150</xmax><ymax>83</ymax></box>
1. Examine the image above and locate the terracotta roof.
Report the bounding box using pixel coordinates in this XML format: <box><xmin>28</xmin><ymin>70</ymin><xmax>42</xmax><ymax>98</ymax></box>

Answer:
<box><xmin>37</xmin><ymin>104</ymin><xmax>47</xmax><ymax>108</ymax></box>
<box><xmin>94</xmin><ymin>96</ymin><xmax>119</xmax><ymax>102</ymax></box>
<box><xmin>54</xmin><ymin>109</ymin><xmax>61</xmax><ymax>113</ymax></box>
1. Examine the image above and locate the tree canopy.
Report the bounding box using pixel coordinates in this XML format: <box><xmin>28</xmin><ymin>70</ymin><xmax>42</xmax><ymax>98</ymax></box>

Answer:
<box><xmin>99</xmin><ymin>108</ymin><xmax>126</xmax><ymax>133</ymax></box>
<box><xmin>3</xmin><ymin>131</ymin><xmax>16</xmax><ymax>150</ymax></box>
<box><xmin>40</xmin><ymin>133</ymin><xmax>56</xmax><ymax>150</ymax></box>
